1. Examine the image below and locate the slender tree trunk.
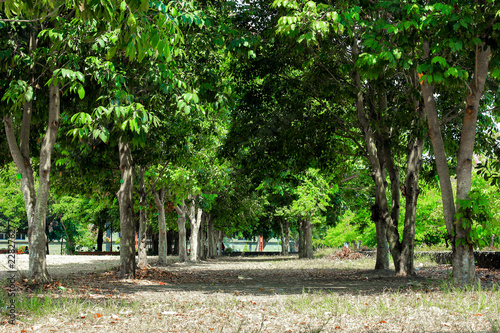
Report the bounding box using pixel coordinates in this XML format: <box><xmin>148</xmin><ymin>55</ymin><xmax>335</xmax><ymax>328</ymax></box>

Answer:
<box><xmin>97</xmin><ymin>223</ymin><xmax>104</xmax><ymax>252</ymax></box>
<box><xmin>453</xmin><ymin>44</ymin><xmax>490</xmax><ymax>284</ymax></box>
<box><xmin>398</xmin><ymin>72</ymin><xmax>425</xmax><ymax>276</ymax></box>
<box><xmin>303</xmin><ymin>218</ymin><xmax>314</xmax><ymax>259</ymax></box>
<box><xmin>421</xmin><ymin>41</ymin><xmax>490</xmax><ymax>284</ymax></box>
<box><xmin>187</xmin><ymin>196</ymin><xmax>203</xmax><ymax>262</ymax></box>
<box><xmin>280</xmin><ymin>218</ymin><xmax>290</xmax><ymax>255</ymax></box>
<box><xmin>199</xmin><ymin>212</ymin><xmax>206</xmax><ymax>260</ymax></box>
<box><xmin>3</xmin><ymin>30</ymin><xmax>51</xmax><ymax>282</ymax></box>
<box><xmin>378</xmin><ymin>137</ymin><xmax>402</xmax><ymax>272</ymax></box>
<box><xmin>29</xmin><ymin>82</ymin><xmax>60</xmax><ymax>282</ymax></box>
<box><xmin>117</xmin><ymin>138</ymin><xmax>135</xmax><ymax>278</ymax></box>
<box><xmin>298</xmin><ymin>218</ymin><xmax>304</xmax><ymax>258</ymax></box>
<box><xmin>175</xmin><ymin>199</ymin><xmax>188</xmax><ymax>262</ymax></box>
<box><xmin>217</xmin><ymin>231</ymin><xmax>224</xmax><ymax>256</ymax></box>
<box><xmin>137</xmin><ymin>166</ymin><xmax>149</xmax><ymax>269</ymax></box>
<box><xmin>154</xmin><ymin>186</ymin><xmax>168</xmax><ymax>264</ymax></box>
<box><xmin>398</xmin><ymin>135</ymin><xmax>424</xmax><ymax>276</ymax></box>
<box><xmin>280</xmin><ymin>218</ymin><xmax>286</xmax><ymax>255</ymax></box>
<box><xmin>353</xmin><ymin>41</ymin><xmax>394</xmax><ymax>271</ymax></box>
<box><xmin>173</xmin><ymin>231</ymin><xmax>179</xmax><ymax>255</ymax></box>
<box><xmin>207</xmin><ymin>214</ymin><xmax>216</xmax><ymax>258</ymax></box>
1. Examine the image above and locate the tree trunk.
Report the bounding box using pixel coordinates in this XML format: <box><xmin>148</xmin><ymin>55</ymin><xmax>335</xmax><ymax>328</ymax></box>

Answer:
<box><xmin>30</xmin><ymin>82</ymin><xmax>60</xmax><ymax>282</ymax></box>
<box><xmin>154</xmin><ymin>186</ymin><xmax>168</xmax><ymax>265</ymax></box>
<box><xmin>280</xmin><ymin>218</ymin><xmax>290</xmax><ymax>255</ymax></box>
<box><xmin>199</xmin><ymin>211</ymin><xmax>206</xmax><ymax>260</ymax></box>
<box><xmin>207</xmin><ymin>214</ymin><xmax>216</xmax><ymax>258</ymax></box>
<box><xmin>353</xmin><ymin>42</ymin><xmax>395</xmax><ymax>272</ymax></box>
<box><xmin>298</xmin><ymin>218</ymin><xmax>304</xmax><ymax>258</ymax></box>
<box><xmin>217</xmin><ymin>230</ymin><xmax>224</xmax><ymax>256</ymax></box>
<box><xmin>398</xmin><ymin>73</ymin><xmax>425</xmax><ymax>276</ymax></box>
<box><xmin>372</xmin><ymin>202</ymin><xmax>390</xmax><ymax>270</ymax></box>
<box><xmin>97</xmin><ymin>223</ymin><xmax>104</xmax><ymax>252</ymax></box>
<box><xmin>173</xmin><ymin>230</ymin><xmax>179</xmax><ymax>255</ymax></box>
<box><xmin>137</xmin><ymin>166</ymin><xmax>149</xmax><ymax>269</ymax></box>
<box><xmin>421</xmin><ymin>41</ymin><xmax>490</xmax><ymax>284</ymax></box>
<box><xmin>303</xmin><ymin>218</ymin><xmax>314</xmax><ymax>259</ymax></box>
<box><xmin>453</xmin><ymin>44</ymin><xmax>490</xmax><ymax>284</ymax></box>
<box><xmin>187</xmin><ymin>195</ymin><xmax>203</xmax><ymax>262</ymax></box>
<box><xmin>175</xmin><ymin>199</ymin><xmax>188</xmax><ymax>262</ymax></box>
<box><xmin>117</xmin><ymin>138</ymin><xmax>136</xmax><ymax>278</ymax></box>
<box><xmin>2</xmin><ymin>30</ymin><xmax>51</xmax><ymax>282</ymax></box>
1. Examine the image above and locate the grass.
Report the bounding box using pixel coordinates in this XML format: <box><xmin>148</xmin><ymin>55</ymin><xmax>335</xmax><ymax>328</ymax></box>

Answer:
<box><xmin>0</xmin><ymin>255</ymin><xmax>498</xmax><ymax>332</ymax></box>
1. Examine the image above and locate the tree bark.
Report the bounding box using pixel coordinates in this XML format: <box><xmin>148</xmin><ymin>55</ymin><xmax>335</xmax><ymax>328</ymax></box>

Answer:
<box><xmin>303</xmin><ymin>218</ymin><xmax>314</xmax><ymax>259</ymax></box>
<box><xmin>29</xmin><ymin>82</ymin><xmax>60</xmax><ymax>282</ymax></box>
<box><xmin>207</xmin><ymin>214</ymin><xmax>216</xmax><ymax>258</ymax></box>
<box><xmin>298</xmin><ymin>218</ymin><xmax>304</xmax><ymax>258</ymax></box>
<box><xmin>187</xmin><ymin>195</ymin><xmax>203</xmax><ymax>262</ymax></box>
<box><xmin>117</xmin><ymin>138</ymin><xmax>136</xmax><ymax>278</ymax></box>
<box><xmin>217</xmin><ymin>230</ymin><xmax>224</xmax><ymax>256</ymax></box>
<box><xmin>97</xmin><ymin>223</ymin><xmax>104</xmax><ymax>252</ymax></box>
<box><xmin>280</xmin><ymin>218</ymin><xmax>290</xmax><ymax>255</ymax></box>
<box><xmin>137</xmin><ymin>166</ymin><xmax>149</xmax><ymax>269</ymax></box>
<box><xmin>397</xmin><ymin>71</ymin><xmax>426</xmax><ymax>276</ymax></box>
<box><xmin>421</xmin><ymin>41</ymin><xmax>490</xmax><ymax>284</ymax></box>
<box><xmin>199</xmin><ymin>211</ymin><xmax>207</xmax><ymax>260</ymax></box>
<box><xmin>453</xmin><ymin>44</ymin><xmax>490</xmax><ymax>284</ymax></box>
<box><xmin>353</xmin><ymin>48</ymin><xmax>393</xmax><ymax>270</ymax></box>
<box><xmin>154</xmin><ymin>186</ymin><xmax>168</xmax><ymax>264</ymax></box>
<box><xmin>175</xmin><ymin>199</ymin><xmax>188</xmax><ymax>262</ymax></box>
<box><xmin>398</xmin><ymin>136</ymin><xmax>424</xmax><ymax>276</ymax></box>
<box><xmin>372</xmin><ymin>202</ymin><xmax>390</xmax><ymax>270</ymax></box>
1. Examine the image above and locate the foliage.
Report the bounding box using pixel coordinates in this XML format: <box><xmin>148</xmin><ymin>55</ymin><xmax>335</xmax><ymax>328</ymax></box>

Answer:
<box><xmin>0</xmin><ymin>166</ymin><xmax>27</xmax><ymax>234</ymax></box>
<box><xmin>454</xmin><ymin>177</ymin><xmax>497</xmax><ymax>248</ymax></box>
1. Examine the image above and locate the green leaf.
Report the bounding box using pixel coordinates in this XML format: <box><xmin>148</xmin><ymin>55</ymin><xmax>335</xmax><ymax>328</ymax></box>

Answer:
<box><xmin>78</xmin><ymin>86</ymin><xmax>85</xmax><ymax>100</ymax></box>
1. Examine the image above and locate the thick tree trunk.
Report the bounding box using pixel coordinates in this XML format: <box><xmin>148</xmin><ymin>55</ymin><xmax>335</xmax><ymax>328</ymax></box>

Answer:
<box><xmin>117</xmin><ymin>138</ymin><xmax>136</xmax><ymax>278</ymax></box>
<box><xmin>137</xmin><ymin>166</ymin><xmax>149</xmax><ymax>269</ymax></box>
<box><xmin>175</xmin><ymin>199</ymin><xmax>188</xmax><ymax>262</ymax></box>
<box><xmin>372</xmin><ymin>202</ymin><xmax>390</xmax><ymax>270</ymax></box>
<box><xmin>154</xmin><ymin>186</ymin><xmax>168</xmax><ymax>265</ymax></box>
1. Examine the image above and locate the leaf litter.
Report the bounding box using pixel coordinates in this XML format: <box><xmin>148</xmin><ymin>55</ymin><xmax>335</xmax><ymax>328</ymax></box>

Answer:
<box><xmin>1</xmin><ymin>254</ymin><xmax>499</xmax><ymax>332</ymax></box>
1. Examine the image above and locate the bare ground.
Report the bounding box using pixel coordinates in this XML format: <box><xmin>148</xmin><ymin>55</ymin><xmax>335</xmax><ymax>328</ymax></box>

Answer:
<box><xmin>1</xmin><ymin>254</ymin><xmax>500</xmax><ymax>332</ymax></box>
